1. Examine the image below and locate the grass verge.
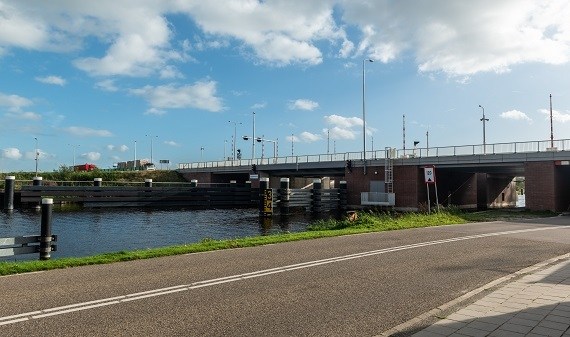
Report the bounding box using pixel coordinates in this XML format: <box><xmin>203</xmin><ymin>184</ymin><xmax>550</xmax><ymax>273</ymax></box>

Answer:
<box><xmin>0</xmin><ymin>209</ymin><xmax>557</xmax><ymax>276</ymax></box>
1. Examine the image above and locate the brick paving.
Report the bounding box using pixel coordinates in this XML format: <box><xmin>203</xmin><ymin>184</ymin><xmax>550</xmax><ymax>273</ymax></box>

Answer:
<box><xmin>412</xmin><ymin>258</ymin><xmax>570</xmax><ymax>337</ymax></box>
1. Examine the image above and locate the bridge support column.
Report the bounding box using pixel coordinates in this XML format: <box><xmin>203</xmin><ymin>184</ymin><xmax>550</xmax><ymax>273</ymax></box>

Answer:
<box><xmin>525</xmin><ymin>161</ymin><xmax>570</xmax><ymax>211</ymax></box>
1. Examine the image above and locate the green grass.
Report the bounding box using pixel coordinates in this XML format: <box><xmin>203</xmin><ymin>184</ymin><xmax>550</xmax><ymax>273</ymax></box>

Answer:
<box><xmin>0</xmin><ymin>209</ymin><xmax>557</xmax><ymax>276</ymax></box>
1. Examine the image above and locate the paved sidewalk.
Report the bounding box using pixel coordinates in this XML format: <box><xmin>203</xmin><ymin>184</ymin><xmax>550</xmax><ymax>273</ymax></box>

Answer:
<box><xmin>412</xmin><ymin>258</ymin><xmax>570</xmax><ymax>337</ymax></box>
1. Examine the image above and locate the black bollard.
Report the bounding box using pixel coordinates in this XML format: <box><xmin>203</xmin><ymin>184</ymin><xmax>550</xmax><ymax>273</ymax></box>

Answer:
<box><xmin>311</xmin><ymin>178</ymin><xmax>322</xmax><ymax>214</ymax></box>
<box><xmin>145</xmin><ymin>178</ymin><xmax>153</xmax><ymax>188</ymax></box>
<box><xmin>39</xmin><ymin>198</ymin><xmax>53</xmax><ymax>260</ymax></box>
<box><xmin>3</xmin><ymin>176</ymin><xmax>15</xmax><ymax>211</ymax></box>
<box><xmin>279</xmin><ymin>178</ymin><xmax>290</xmax><ymax>216</ymax></box>
<box><xmin>190</xmin><ymin>179</ymin><xmax>198</xmax><ymax>188</ymax></box>
<box><xmin>33</xmin><ymin>176</ymin><xmax>43</xmax><ymax>186</ymax></box>
<box><xmin>339</xmin><ymin>180</ymin><xmax>348</xmax><ymax>211</ymax></box>
<box><xmin>93</xmin><ymin>178</ymin><xmax>102</xmax><ymax>187</ymax></box>
<box><xmin>230</xmin><ymin>180</ymin><xmax>237</xmax><ymax>188</ymax></box>
<box><xmin>245</xmin><ymin>180</ymin><xmax>252</xmax><ymax>189</ymax></box>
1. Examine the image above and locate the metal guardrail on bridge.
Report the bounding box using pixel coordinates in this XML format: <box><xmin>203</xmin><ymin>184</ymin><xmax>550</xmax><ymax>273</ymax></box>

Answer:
<box><xmin>178</xmin><ymin>139</ymin><xmax>570</xmax><ymax>169</ymax></box>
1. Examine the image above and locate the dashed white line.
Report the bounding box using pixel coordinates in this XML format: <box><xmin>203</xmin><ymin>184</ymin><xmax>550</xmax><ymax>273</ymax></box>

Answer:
<box><xmin>0</xmin><ymin>226</ymin><xmax>565</xmax><ymax>326</ymax></box>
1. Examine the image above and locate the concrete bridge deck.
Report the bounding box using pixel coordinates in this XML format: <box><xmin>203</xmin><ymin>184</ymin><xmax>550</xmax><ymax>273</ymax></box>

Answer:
<box><xmin>177</xmin><ymin>139</ymin><xmax>570</xmax><ymax>212</ymax></box>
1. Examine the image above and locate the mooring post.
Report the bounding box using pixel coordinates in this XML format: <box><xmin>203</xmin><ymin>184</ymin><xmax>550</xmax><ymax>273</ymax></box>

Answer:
<box><xmin>279</xmin><ymin>177</ymin><xmax>290</xmax><ymax>216</ymax></box>
<box><xmin>39</xmin><ymin>198</ymin><xmax>53</xmax><ymax>260</ymax></box>
<box><xmin>145</xmin><ymin>178</ymin><xmax>152</xmax><ymax>188</ymax></box>
<box><xmin>190</xmin><ymin>179</ymin><xmax>198</xmax><ymax>188</ymax></box>
<box><xmin>230</xmin><ymin>180</ymin><xmax>237</xmax><ymax>188</ymax></box>
<box><xmin>339</xmin><ymin>180</ymin><xmax>348</xmax><ymax>211</ymax></box>
<box><xmin>93</xmin><ymin>178</ymin><xmax>102</xmax><ymax>187</ymax></box>
<box><xmin>311</xmin><ymin>178</ymin><xmax>322</xmax><ymax>214</ymax></box>
<box><xmin>259</xmin><ymin>177</ymin><xmax>272</xmax><ymax>217</ymax></box>
<box><xmin>245</xmin><ymin>180</ymin><xmax>252</xmax><ymax>189</ymax></box>
<box><xmin>3</xmin><ymin>176</ymin><xmax>15</xmax><ymax>211</ymax></box>
<box><xmin>33</xmin><ymin>176</ymin><xmax>43</xmax><ymax>186</ymax></box>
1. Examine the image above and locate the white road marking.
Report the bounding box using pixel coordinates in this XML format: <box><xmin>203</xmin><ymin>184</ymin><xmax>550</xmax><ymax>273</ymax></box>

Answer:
<box><xmin>0</xmin><ymin>226</ymin><xmax>565</xmax><ymax>326</ymax></box>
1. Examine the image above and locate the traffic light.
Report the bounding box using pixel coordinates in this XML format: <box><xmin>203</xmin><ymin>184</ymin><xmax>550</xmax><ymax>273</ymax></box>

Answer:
<box><xmin>252</xmin><ymin>164</ymin><xmax>257</xmax><ymax>173</ymax></box>
<box><xmin>346</xmin><ymin>160</ymin><xmax>352</xmax><ymax>173</ymax></box>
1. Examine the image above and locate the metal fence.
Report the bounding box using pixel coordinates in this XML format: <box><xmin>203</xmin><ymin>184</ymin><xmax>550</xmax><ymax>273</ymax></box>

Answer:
<box><xmin>179</xmin><ymin>139</ymin><xmax>570</xmax><ymax>170</ymax></box>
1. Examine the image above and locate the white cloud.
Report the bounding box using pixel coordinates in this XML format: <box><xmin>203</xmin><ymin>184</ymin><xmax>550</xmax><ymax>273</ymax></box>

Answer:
<box><xmin>329</xmin><ymin>126</ymin><xmax>357</xmax><ymax>140</ymax></box>
<box><xmin>81</xmin><ymin>152</ymin><xmax>101</xmax><ymax>161</ymax></box>
<box><xmin>164</xmin><ymin>140</ymin><xmax>180</xmax><ymax>147</ymax></box>
<box><xmin>286</xmin><ymin>135</ymin><xmax>300</xmax><ymax>143</ymax></box>
<box><xmin>500</xmin><ymin>110</ymin><xmax>532</xmax><ymax>122</ymax></box>
<box><xmin>145</xmin><ymin>108</ymin><xmax>167</xmax><ymax>116</ymax></box>
<box><xmin>1</xmin><ymin>1</ymin><xmax>568</xmax><ymax>78</ymax></box>
<box><xmin>95</xmin><ymin>79</ymin><xmax>119</xmax><ymax>92</ymax></box>
<box><xmin>299</xmin><ymin>131</ymin><xmax>321</xmax><ymax>143</ymax></box>
<box><xmin>35</xmin><ymin>75</ymin><xmax>66</xmax><ymax>86</ymax></box>
<box><xmin>288</xmin><ymin>99</ymin><xmax>319</xmax><ymax>111</ymax></box>
<box><xmin>341</xmin><ymin>0</ymin><xmax>570</xmax><ymax>76</ymax></box>
<box><xmin>131</xmin><ymin>81</ymin><xmax>223</xmax><ymax>112</ymax></box>
<box><xmin>251</xmin><ymin>102</ymin><xmax>267</xmax><ymax>110</ymax></box>
<box><xmin>64</xmin><ymin>126</ymin><xmax>113</xmax><ymax>137</ymax></box>
<box><xmin>324</xmin><ymin>114</ymin><xmax>363</xmax><ymax>128</ymax></box>
<box><xmin>0</xmin><ymin>92</ymin><xmax>33</xmax><ymax>112</ymax></box>
<box><xmin>2</xmin><ymin>148</ymin><xmax>22</xmax><ymax>160</ymax></box>
<box><xmin>119</xmin><ymin>144</ymin><xmax>129</xmax><ymax>152</ymax></box>
<box><xmin>9</xmin><ymin>111</ymin><xmax>41</xmax><ymax>120</ymax></box>
<box><xmin>539</xmin><ymin>108</ymin><xmax>570</xmax><ymax>123</ymax></box>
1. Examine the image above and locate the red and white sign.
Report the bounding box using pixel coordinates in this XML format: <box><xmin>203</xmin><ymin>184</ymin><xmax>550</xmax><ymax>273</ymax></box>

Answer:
<box><xmin>424</xmin><ymin>166</ymin><xmax>436</xmax><ymax>184</ymax></box>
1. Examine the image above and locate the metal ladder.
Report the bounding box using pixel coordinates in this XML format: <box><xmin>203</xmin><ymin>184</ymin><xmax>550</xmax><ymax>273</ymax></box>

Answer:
<box><xmin>384</xmin><ymin>147</ymin><xmax>394</xmax><ymax>194</ymax></box>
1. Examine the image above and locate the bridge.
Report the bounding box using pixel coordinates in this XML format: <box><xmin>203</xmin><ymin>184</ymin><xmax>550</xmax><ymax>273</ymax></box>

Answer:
<box><xmin>177</xmin><ymin>139</ymin><xmax>570</xmax><ymax>212</ymax></box>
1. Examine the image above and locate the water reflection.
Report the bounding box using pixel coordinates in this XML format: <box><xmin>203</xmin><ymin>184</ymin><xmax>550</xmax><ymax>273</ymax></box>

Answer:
<box><xmin>1</xmin><ymin>208</ymin><xmax>319</xmax><ymax>261</ymax></box>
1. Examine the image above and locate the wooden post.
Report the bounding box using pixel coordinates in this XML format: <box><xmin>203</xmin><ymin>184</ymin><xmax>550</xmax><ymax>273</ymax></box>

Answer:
<box><xmin>312</xmin><ymin>178</ymin><xmax>322</xmax><ymax>214</ymax></box>
<box><xmin>39</xmin><ymin>198</ymin><xmax>53</xmax><ymax>260</ymax></box>
<box><xmin>3</xmin><ymin>176</ymin><xmax>15</xmax><ymax>211</ymax></box>
<box><xmin>279</xmin><ymin>178</ymin><xmax>290</xmax><ymax>216</ymax></box>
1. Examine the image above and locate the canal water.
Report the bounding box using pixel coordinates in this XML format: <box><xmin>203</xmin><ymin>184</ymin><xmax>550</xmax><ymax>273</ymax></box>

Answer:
<box><xmin>1</xmin><ymin>208</ymin><xmax>316</xmax><ymax>261</ymax></box>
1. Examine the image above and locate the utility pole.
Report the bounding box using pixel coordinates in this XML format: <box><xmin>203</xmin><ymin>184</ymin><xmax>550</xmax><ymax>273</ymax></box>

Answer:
<box><xmin>479</xmin><ymin>105</ymin><xmax>489</xmax><ymax>154</ymax></box>
<box><xmin>550</xmin><ymin>93</ymin><xmax>554</xmax><ymax>148</ymax></box>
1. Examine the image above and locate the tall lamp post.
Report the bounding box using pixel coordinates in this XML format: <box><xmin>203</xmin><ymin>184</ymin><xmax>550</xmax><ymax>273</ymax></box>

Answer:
<box><xmin>363</xmin><ymin>58</ymin><xmax>373</xmax><ymax>174</ymax></box>
<box><xmin>146</xmin><ymin>134</ymin><xmax>158</xmax><ymax>164</ymax></box>
<box><xmin>34</xmin><ymin>137</ymin><xmax>39</xmax><ymax>177</ymax></box>
<box><xmin>251</xmin><ymin>112</ymin><xmax>256</xmax><ymax>159</ymax></box>
<box><xmin>228</xmin><ymin>120</ymin><xmax>242</xmax><ymax>160</ymax></box>
<box><xmin>134</xmin><ymin>140</ymin><xmax>137</xmax><ymax>170</ymax></box>
<box><xmin>549</xmin><ymin>93</ymin><xmax>554</xmax><ymax>149</ymax></box>
<box><xmin>69</xmin><ymin>144</ymin><xmax>80</xmax><ymax>167</ymax></box>
<box><xmin>478</xmin><ymin>105</ymin><xmax>489</xmax><ymax>154</ymax></box>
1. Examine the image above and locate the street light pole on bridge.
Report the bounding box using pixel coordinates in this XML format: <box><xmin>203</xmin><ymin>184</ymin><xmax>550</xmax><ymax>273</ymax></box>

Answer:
<box><xmin>479</xmin><ymin>105</ymin><xmax>489</xmax><ymax>154</ymax></box>
<box><xmin>362</xmin><ymin>58</ymin><xmax>373</xmax><ymax>175</ymax></box>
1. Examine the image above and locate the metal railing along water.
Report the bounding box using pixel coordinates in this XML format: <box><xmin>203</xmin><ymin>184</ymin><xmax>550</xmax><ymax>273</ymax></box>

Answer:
<box><xmin>178</xmin><ymin>139</ymin><xmax>570</xmax><ymax>170</ymax></box>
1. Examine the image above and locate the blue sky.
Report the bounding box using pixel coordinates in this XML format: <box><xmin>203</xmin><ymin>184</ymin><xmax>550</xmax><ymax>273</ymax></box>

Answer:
<box><xmin>1</xmin><ymin>0</ymin><xmax>569</xmax><ymax>172</ymax></box>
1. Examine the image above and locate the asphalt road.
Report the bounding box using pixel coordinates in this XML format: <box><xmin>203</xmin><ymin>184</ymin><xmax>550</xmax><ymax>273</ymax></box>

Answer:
<box><xmin>1</xmin><ymin>217</ymin><xmax>570</xmax><ymax>336</ymax></box>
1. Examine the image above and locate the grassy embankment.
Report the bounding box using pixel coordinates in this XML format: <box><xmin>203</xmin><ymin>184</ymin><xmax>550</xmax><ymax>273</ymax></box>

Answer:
<box><xmin>0</xmin><ymin>208</ymin><xmax>555</xmax><ymax>276</ymax></box>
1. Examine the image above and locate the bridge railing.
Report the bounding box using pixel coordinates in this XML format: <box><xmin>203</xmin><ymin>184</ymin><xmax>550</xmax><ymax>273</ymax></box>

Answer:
<box><xmin>178</xmin><ymin>139</ymin><xmax>570</xmax><ymax>169</ymax></box>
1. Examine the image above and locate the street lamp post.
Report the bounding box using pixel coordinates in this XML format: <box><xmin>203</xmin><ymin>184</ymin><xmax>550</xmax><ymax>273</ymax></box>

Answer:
<box><xmin>291</xmin><ymin>134</ymin><xmax>294</xmax><ymax>156</ymax></box>
<box><xmin>146</xmin><ymin>134</ymin><xmax>158</xmax><ymax>164</ymax></box>
<box><xmin>34</xmin><ymin>137</ymin><xmax>38</xmax><ymax>177</ymax></box>
<box><xmin>550</xmin><ymin>93</ymin><xmax>554</xmax><ymax>149</ymax></box>
<box><xmin>200</xmin><ymin>146</ymin><xmax>204</xmax><ymax>161</ymax></box>
<box><xmin>478</xmin><ymin>105</ymin><xmax>489</xmax><ymax>154</ymax></box>
<box><xmin>252</xmin><ymin>112</ymin><xmax>256</xmax><ymax>159</ymax></box>
<box><xmin>363</xmin><ymin>58</ymin><xmax>373</xmax><ymax>175</ymax></box>
<box><xmin>228</xmin><ymin>120</ymin><xmax>242</xmax><ymax>160</ymax></box>
<box><xmin>69</xmin><ymin>144</ymin><xmax>80</xmax><ymax>167</ymax></box>
<box><xmin>134</xmin><ymin>140</ymin><xmax>137</xmax><ymax>170</ymax></box>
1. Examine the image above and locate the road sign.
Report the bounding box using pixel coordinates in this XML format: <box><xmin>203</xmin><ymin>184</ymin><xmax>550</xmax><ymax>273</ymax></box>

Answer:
<box><xmin>424</xmin><ymin>166</ymin><xmax>436</xmax><ymax>184</ymax></box>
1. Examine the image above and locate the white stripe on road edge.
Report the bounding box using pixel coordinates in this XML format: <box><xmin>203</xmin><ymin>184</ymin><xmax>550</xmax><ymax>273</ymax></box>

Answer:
<box><xmin>0</xmin><ymin>226</ymin><xmax>565</xmax><ymax>326</ymax></box>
